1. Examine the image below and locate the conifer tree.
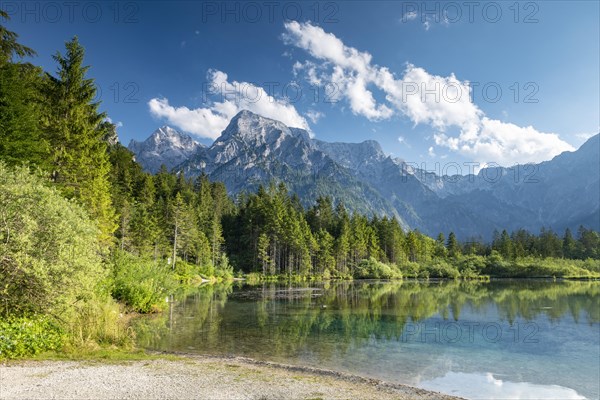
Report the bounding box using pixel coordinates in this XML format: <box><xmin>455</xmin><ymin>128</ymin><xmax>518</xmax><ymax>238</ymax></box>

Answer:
<box><xmin>43</xmin><ymin>37</ymin><xmax>116</xmax><ymax>245</ymax></box>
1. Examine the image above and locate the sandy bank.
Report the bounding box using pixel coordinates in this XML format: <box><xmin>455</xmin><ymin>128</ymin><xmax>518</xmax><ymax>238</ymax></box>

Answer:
<box><xmin>0</xmin><ymin>354</ymin><xmax>461</xmax><ymax>400</ymax></box>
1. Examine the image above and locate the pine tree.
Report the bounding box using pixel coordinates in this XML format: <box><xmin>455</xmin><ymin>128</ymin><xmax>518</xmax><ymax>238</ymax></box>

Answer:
<box><xmin>446</xmin><ymin>232</ymin><xmax>460</xmax><ymax>258</ymax></box>
<box><xmin>0</xmin><ymin>11</ymin><xmax>35</xmax><ymax>65</ymax></box>
<box><xmin>0</xmin><ymin>12</ymin><xmax>49</xmax><ymax>167</ymax></box>
<box><xmin>43</xmin><ymin>37</ymin><xmax>116</xmax><ymax>245</ymax></box>
<box><xmin>257</xmin><ymin>232</ymin><xmax>273</xmax><ymax>275</ymax></box>
<box><xmin>562</xmin><ymin>228</ymin><xmax>576</xmax><ymax>259</ymax></box>
<box><xmin>498</xmin><ymin>229</ymin><xmax>514</xmax><ymax>260</ymax></box>
<box><xmin>315</xmin><ymin>229</ymin><xmax>335</xmax><ymax>275</ymax></box>
<box><xmin>434</xmin><ymin>233</ymin><xmax>447</xmax><ymax>258</ymax></box>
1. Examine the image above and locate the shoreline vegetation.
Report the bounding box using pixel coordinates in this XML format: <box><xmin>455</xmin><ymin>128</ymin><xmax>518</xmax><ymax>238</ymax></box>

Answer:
<box><xmin>0</xmin><ymin>9</ymin><xmax>599</xmax><ymax>386</ymax></box>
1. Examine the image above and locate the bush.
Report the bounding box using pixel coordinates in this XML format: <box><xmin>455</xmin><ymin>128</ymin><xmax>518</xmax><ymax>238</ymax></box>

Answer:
<box><xmin>0</xmin><ymin>315</ymin><xmax>64</xmax><ymax>359</ymax></box>
<box><xmin>64</xmin><ymin>295</ymin><xmax>133</xmax><ymax>348</ymax></box>
<box><xmin>111</xmin><ymin>250</ymin><xmax>176</xmax><ymax>313</ymax></box>
<box><xmin>424</xmin><ymin>260</ymin><xmax>460</xmax><ymax>279</ymax></box>
<box><xmin>397</xmin><ymin>261</ymin><xmax>421</xmax><ymax>279</ymax></box>
<box><xmin>0</xmin><ymin>164</ymin><xmax>106</xmax><ymax>317</ymax></box>
<box><xmin>457</xmin><ymin>255</ymin><xmax>487</xmax><ymax>279</ymax></box>
<box><xmin>174</xmin><ymin>259</ymin><xmax>199</xmax><ymax>284</ymax></box>
<box><xmin>355</xmin><ymin>258</ymin><xmax>402</xmax><ymax>279</ymax></box>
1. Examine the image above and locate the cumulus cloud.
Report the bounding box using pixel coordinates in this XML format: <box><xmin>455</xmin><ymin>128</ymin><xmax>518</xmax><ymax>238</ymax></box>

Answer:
<box><xmin>148</xmin><ymin>98</ymin><xmax>230</xmax><ymax>140</ymax></box>
<box><xmin>575</xmin><ymin>132</ymin><xmax>597</xmax><ymax>141</ymax></box>
<box><xmin>283</xmin><ymin>21</ymin><xmax>574</xmax><ymax>165</ymax></box>
<box><xmin>105</xmin><ymin>117</ymin><xmax>123</xmax><ymax>128</ymax></box>
<box><xmin>306</xmin><ymin>109</ymin><xmax>324</xmax><ymax>123</ymax></box>
<box><xmin>149</xmin><ymin>69</ymin><xmax>310</xmax><ymax>140</ymax></box>
<box><xmin>403</xmin><ymin>11</ymin><xmax>418</xmax><ymax>21</ymax></box>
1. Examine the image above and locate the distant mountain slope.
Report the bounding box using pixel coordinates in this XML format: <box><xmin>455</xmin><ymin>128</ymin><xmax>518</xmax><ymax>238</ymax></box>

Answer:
<box><xmin>128</xmin><ymin>111</ymin><xmax>600</xmax><ymax>239</ymax></box>
<box><xmin>177</xmin><ymin>110</ymin><xmax>403</xmax><ymax>224</ymax></box>
<box><xmin>128</xmin><ymin>126</ymin><xmax>202</xmax><ymax>173</ymax></box>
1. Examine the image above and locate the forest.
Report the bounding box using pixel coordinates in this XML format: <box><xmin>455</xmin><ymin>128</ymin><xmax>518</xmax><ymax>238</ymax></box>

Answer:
<box><xmin>1</xmin><ymin>12</ymin><xmax>599</xmax><ymax>358</ymax></box>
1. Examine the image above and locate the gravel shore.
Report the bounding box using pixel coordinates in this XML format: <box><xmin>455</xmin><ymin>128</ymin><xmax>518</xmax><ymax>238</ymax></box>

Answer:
<box><xmin>1</xmin><ymin>354</ymin><xmax>460</xmax><ymax>400</ymax></box>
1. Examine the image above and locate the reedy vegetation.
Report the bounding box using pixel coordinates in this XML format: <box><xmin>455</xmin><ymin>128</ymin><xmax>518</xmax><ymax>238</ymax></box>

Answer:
<box><xmin>0</xmin><ymin>13</ymin><xmax>598</xmax><ymax>358</ymax></box>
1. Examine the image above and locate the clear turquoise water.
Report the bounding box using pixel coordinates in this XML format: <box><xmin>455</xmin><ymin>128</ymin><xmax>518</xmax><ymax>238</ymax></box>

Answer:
<box><xmin>134</xmin><ymin>280</ymin><xmax>599</xmax><ymax>399</ymax></box>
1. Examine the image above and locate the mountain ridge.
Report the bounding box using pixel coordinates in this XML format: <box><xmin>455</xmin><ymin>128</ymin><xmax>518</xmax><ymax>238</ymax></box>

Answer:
<box><xmin>128</xmin><ymin>110</ymin><xmax>600</xmax><ymax>239</ymax></box>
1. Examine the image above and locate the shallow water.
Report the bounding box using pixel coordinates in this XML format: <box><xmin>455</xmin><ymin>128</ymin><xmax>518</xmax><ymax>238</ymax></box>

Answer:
<box><xmin>134</xmin><ymin>280</ymin><xmax>600</xmax><ymax>399</ymax></box>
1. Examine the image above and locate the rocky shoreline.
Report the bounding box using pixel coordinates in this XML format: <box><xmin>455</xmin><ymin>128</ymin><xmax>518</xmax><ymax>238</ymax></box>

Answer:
<box><xmin>1</xmin><ymin>354</ymin><xmax>461</xmax><ymax>399</ymax></box>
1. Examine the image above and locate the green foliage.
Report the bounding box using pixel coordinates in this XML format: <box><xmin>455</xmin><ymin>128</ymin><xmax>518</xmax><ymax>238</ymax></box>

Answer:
<box><xmin>43</xmin><ymin>36</ymin><xmax>116</xmax><ymax>245</ymax></box>
<box><xmin>457</xmin><ymin>255</ymin><xmax>487</xmax><ymax>279</ymax></box>
<box><xmin>0</xmin><ymin>163</ymin><xmax>106</xmax><ymax>317</ymax></box>
<box><xmin>0</xmin><ymin>62</ymin><xmax>49</xmax><ymax>167</ymax></box>
<box><xmin>0</xmin><ymin>315</ymin><xmax>64</xmax><ymax>359</ymax></box>
<box><xmin>0</xmin><ymin>11</ymin><xmax>35</xmax><ymax>65</ymax></box>
<box><xmin>111</xmin><ymin>251</ymin><xmax>176</xmax><ymax>313</ymax></box>
<box><xmin>484</xmin><ymin>256</ymin><xmax>600</xmax><ymax>279</ymax></box>
<box><xmin>355</xmin><ymin>257</ymin><xmax>402</xmax><ymax>279</ymax></box>
<box><xmin>424</xmin><ymin>260</ymin><xmax>461</xmax><ymax>279</ymax></box>
<box><xmin>63</xmin><ymin>295</ymin><xmax>133</xmax><ymax>349</ymax></box>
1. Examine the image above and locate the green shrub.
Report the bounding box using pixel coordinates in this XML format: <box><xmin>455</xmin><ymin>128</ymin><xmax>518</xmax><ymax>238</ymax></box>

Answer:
<box><xmin>0</xmin><ymin>164</ymin><xmax>106</xmax><ymax>317</ymax></box>
<box><xmin>64</xmin><ymin>295</ymin><xmax>133</xmax><ymax>348</ymax></box>
<box><xmin>397</xmin><ymin>261</ymin><xmax>421</xmax><ymax>279</ymax></box>
<box><xmin>174</xmin><ymin>259</ymin><xmax>199</xmax><ymax>284</ymax></box>
<box><xmin>424</xmin><ymin>260</ymin><xmax>460</xmax><ymax>279</ymax></box>
<box><xmin>458</xmin><ymin>255</ymin><xmax>486</xmax><ymax>278</ymax></box>
<box><xmin>197</xmin><ymin>262</ymin><xmax>215</xmax><ymax>279</ymax></box>
<box><xmin>0</xmin><ymin>315</ymin><xmax>64</xmax><ymax>359</ymax></box>
<box><xmin>355</xmin><ymin>258</ymin><xmax>402</xmax><ymax>279</ymax></box>
<box><xmin>111</xmin><ymin>250</ymin><xmax>176</xmax><ymax>313</ymax></box>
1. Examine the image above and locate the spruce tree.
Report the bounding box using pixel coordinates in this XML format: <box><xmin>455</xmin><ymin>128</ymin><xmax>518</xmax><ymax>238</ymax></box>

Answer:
<box><xmin>0</xmin><ymin>12</ymin><xmax>49</xmax><ymax>167</ymax></box>
<box><xmin>43</xmin><ymin>37</ymin><xmax>116</xmax><ymax>245</ymax></box>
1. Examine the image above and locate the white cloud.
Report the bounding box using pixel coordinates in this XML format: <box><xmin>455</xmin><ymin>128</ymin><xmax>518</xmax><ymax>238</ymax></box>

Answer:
<box><xmin>148</xmin><ymin>69</ymin><xmax>310</xmax><ymax>140</ymax></box>
<box><xmin>403</xmin><ymin>11</ymin><xmax>418</xmax><ymax>21</ymax></box>
<box><xmin>306</xmin><ymin>109</ymin><xmax>324</xmax><ymax>124</ymax></box>
<box><xmin>435</xmin><ymin>118</ymin><xmax>573</xmax><ymax>165</ymax></box>
<box><xmin>283</xmin><ymin>21</ymin><xmax>574</xmax><ymax>165</ymax></box>
<box><xmin>575</xmin><ymin>132</ymin><xmax>596</xmax><ymax>141</ymax></box>
<box><xmin>148</xmin><ymin>98</ymin><xmax>230</xmax><ymax>140</ymax></box>
<box><xmin>397</xmin><ymin>136</ymin><xmax>412</xmax><ymax>148</ymax></box>
<box><xmin>105</xmin><ymin>117</ymin><xmax>123</xmax><ymax>128</ymax></box>
<box><xmin>428</xmin><ymin>146</ymin><xmax>436</xmax><ymax>157</ymax></box>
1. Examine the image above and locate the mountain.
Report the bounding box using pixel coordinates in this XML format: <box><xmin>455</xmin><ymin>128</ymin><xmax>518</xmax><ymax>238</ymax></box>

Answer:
<box><xmin>176</xmin><ymin>110</ymin><xmax>401</xmax><ymax>221</ymax></box>
<box><xmin>128</xmin><ymin>126</ymin><xmax>202</xmax><ymax>173</ymax></box>
<box><xmin>129</xmin><ymin>111</ymin><xmax>600</xmax><ymax>239</ymax></box>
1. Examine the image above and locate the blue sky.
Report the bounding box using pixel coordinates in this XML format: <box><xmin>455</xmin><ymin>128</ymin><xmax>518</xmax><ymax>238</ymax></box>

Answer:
<box><xmin>5</xmin><ymin>1</ymin><xmax>599</xmax><ymax>169</ymax></box>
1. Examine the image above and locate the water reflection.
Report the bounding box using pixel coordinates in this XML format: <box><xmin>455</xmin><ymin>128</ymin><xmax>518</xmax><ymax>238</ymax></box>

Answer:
<box><xmin>133</xmin><ymin>280</ymin><xmax>599</xmax><ymax>399</ymax></box>
<box><xmin>420</xmin><ymin>372</ymin><xmax>586</xmax><ymax>399</ymax></box>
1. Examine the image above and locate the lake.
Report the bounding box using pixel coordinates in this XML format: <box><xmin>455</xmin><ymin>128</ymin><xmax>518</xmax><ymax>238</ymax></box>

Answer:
<box><xmin>134</xmin><ymin>280</ymin><xmax>599</xmax><ymax>399</ymax></box>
